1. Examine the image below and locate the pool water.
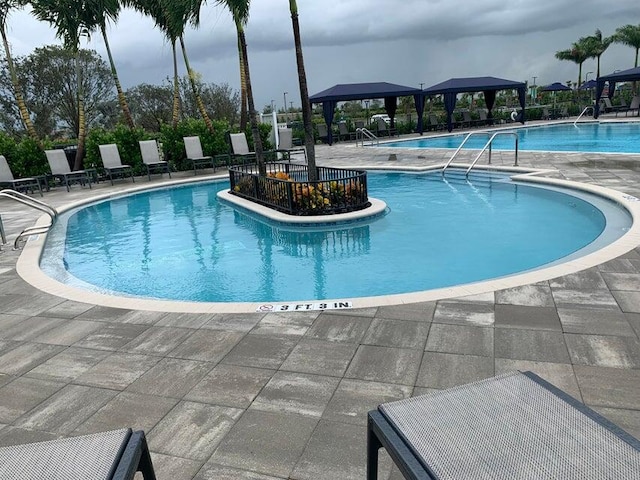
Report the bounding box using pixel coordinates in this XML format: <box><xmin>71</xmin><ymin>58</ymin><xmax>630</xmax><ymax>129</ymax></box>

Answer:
<box><xmin>41</xmin><ymin>171</ymin><xmax>631</xmax><ymax>303</ymax></box>
<box><xmin>381</xmin><ymin>122</ymin><xmax>640</xmax><ymax>153</ymax></box>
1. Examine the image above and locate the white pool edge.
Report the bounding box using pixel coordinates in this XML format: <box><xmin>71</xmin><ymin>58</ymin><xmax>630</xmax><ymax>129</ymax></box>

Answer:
<box><xmin>16</xmin><ymin>166</ymin><xmax>640</xmax><ymax>313</ymax></box>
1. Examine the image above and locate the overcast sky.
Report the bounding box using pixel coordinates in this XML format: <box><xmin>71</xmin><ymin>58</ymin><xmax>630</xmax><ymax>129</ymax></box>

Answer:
<box><xmin>6</xmin><ymin>1</ymin><xmax>640</xmax><ymax>111</ymax></box>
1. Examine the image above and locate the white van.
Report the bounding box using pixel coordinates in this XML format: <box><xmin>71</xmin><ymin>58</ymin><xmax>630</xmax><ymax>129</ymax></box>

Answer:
<box><xmin>370</xmin><ymin>114</ymin><xmax>391</xmax><ymax>125</ymax></box>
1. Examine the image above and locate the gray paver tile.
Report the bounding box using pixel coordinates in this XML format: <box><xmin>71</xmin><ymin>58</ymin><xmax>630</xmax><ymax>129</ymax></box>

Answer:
<box><xmin>73</xmin><ymin>323</ymin><xmax>150</xmax><ymax>351</ymax></box>
<box><xmin>209</xmin><ymin>410</ymin><xmax>318</xmax><ymax>478</ymax></box>
<box><xmin>122</xmin><ymin>326</ymin><xmax>195</xmax><ymax>355</ymax></box>
<box><xmin>75</xmin><ymin>352</ymin><xmax>161</xmax><ymax>390</ymax></box>
<box><xmin>221</xmin><ymin>334</ymin><xmax>298</xmax><ymax>369</ymax></box>
<box><xmin>155</xmin><ymin>312</ymin><xmax>214</xmax><ymax>328</ymax></box>
<box><xmin>549</xmin><ymin>269</ymin><xmax>608</xmax><ymax>289</ymax></box>
<box><xmin>551</xmin><ymin>288</ymin><xmax>620</xmax><ymax>310</ymax></box>
<box><xmin>495</xmin><ymin>285</ymin><xmax>555</xmax><ymax>307</ymax></box>
<box><xmin>345</xmin><ymin>345</ymin><xmax>422</xmax><ymax>385</ymax></box>
<box><xmin>375</xmin><ymin>302</ymin><xmax>436</xmax><ymax>322</ymax></box>
<box><xmin>417</xmin><ymin>352</ymin><xmax>494</xmax><ymax>389</ymax></box>
<box><xmin>2</xmin><ymin>294</ymin><xmax>64</xmax><ymax>316</ymax></box>
<box><xmin>592</xmin><ymin>406</ymin><xmax>640</xmax><ymax>440</ymax></box>
<box><xmin>37</xmin><ymin>301</ymin><xmax>94</xmax><ymax>319</ymax></box>
<box><xmin>76</xmin><ymin>306</ymin><xmax>132</xmax><ymax>321</ymax></box>
<box><xmin>25</xmin><ymin>347</ymin><xmax>111</xmax><ymax>382</ymax></box>
<box><xmin>194</xmin><ymin>463</ymin><xmax>282</xmax><ymax>480</ymax></box>
<box><xmin>362</xmin><ymin>318</ymin><xmax>430</xmax><ymax>349</ymax></box>
<box><xmin>126</xmin><ymin>357</ymin><xmax>212</xmax><ymax>398</ymax></box>
<box><xmin>425</xmin><ymin>323</ymin><xmax>493</xmax><ymax>356</ymax></box>
<box><xmin>574</xmin><ymin>365</ymin><xmax>640</xmax><ymax>409</ymax></box>
<box><xmin>151</xmin><ymin>453</ymin><xmax>203</xmax><ymax>480</ymax></box>
<box><xmin>252</xmin><ymin>312</ymin><xmax>318</xmax><ymax>336</ymax></box>
<box><xmin>185</xmin><ymin>364</ymin><xmax>274</xmax><ymax>409</ymax></box>
<box><xmin>432</xmin><ymin>302</ymin><xmax>494</xmax><ymax>326</ymax></box>
<box><xmin>494</xmin><ymin>329</ymin><xmax>570</xmax><ymax>363</ymax></box>
<box><xmin>280</xmin><ymin>339</ymin><xmax>356</xmax><ymax>377</ymax></box>
<box><xmin>494</xmin><ymin>304</ymin><xmax>562</xmax><ymax>330</ymax></box>
<box><xmin>15</xmin><ymin>384</ymin><xmax>117</xmax><ymax>434</ymax></box>
<box><xmin>322</xmin><ymin>379</ymin><xmax>412</xmax><ymax>426</ymax></box>
<box><xmin>291</xmin><ymin>420</ymin><xmax>383</xmax><ymax>480</ymax></box>
<box><xmin>602</xmin><ymin>272</ymin><xmax>640</xmax><ymax>291</ymax></box>
<box><xmin>494</xmin><ymin>359</ymin><xmax>581</xmax><ymax>400</ymax></box>
<box><xmin>251</xmin><ymin>371</ymin><xmax>339</xmax><ymax>418</ymax></box>
<box><xmin>201</xmin><ymin>313</ymin><xmax>264</xmax><ymax>332</ymax></box>
<box><xmin>557</xmin><ymin>308</ymin><xmax>637</xmax><ymax>336</ymax></box>
<box><xmin>169</xmin><ymin>330</ymin><xmax>245</xmax><ymax>363</ymax></box>
<box><xmin>0</xmin><ymin>316</ymin><xmax>64</xmax><ymax>341</ymax></box>
<box><xmin>597</xmin><ymin>258</ymin><xmax>639</xmax><ymax>273</ymax></box>
<box><xmin>113</xmin><ymin>310</ymin><xmax>168</xmax><ymax>325</ymax></box>
<box><xmin>0</xmin><ymin>343</ymin><xmax>64</xmax><ymax>375</ymax></box>
<box><xmin>612</xmin><ymin>290</ymin><xmax>640</xmax><ymax>313</ymax></box>
<box><xmin>30</xmin><ymin>319</ymin><xmax>103</xmax><ymax>345</ymax></box>
<box><xmin>627</xmin><ymin>313</ymin><xmax>640</xmax><ymax>338</ymax></box>
<box><xmin>565</xmin><ymin>334</ymin><xmax>640</xmax><ymax>368</ymax></box>
<box><xmin>74</xmin><ymin>391</ymin><xmax>178</xmax><ymax>435</ymax></box>
<box><xmin>0</xmin><ymin>377</ymin><xmax>64</xmax><ymax>423</ymax></box>
<box><xmin>305</xmin><ymin>314</ymin><xmax>371</xmax><ymax>343</ymax></box>
<box><xmin>0</xmin><ymin>426</ymin><xmax>60</xmax><ymax>446</ymax></box>
<box><xmin>150</xmin><ymin>401</ymin><xmax>243</xmax><ymax>461</ymax></box>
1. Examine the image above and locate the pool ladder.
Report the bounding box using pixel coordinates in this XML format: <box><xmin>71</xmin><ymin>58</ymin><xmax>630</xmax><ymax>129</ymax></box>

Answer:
<box><xmin>355</xmin><ymin>127</ymin><xmax>378</xmax><ymax>146</ymax></box>
<box><xmin>442</xmin><ymin>131</ymin><xmax>519</xmax><ymax>177</ymax></box>
<box><xmin>0</xmin><ymin>189</ymin><xmax>58</xmax><ymax>250</ymax></box>
<box><xmin>574</xmin><ymin>106</ymin><xmax>595</xmax><ymax>126</ymax></box>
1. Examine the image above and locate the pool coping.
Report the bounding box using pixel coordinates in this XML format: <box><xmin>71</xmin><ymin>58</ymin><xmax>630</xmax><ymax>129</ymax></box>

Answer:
<box><xmin>15</xmin><ymin>165</ymin><xmax>640</xmax><ymax>313</ymax></box>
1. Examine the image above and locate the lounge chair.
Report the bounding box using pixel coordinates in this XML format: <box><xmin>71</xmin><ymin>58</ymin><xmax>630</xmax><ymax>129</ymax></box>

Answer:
<box><xmin>228</xmin><ymin>132</ymin><xmax>276</xmax><ymax>164</ymax></box>
<box><xmin>368</xmin><ymin>371</ymin><xmax>640</xmax><ymax>480</ymax></box>
<box><xmin>98</xmin><ymin>144</ymin><xmax>134</xmax><ymax>185</ymax></box>
<box><xmin>45</xmin><ymin>149</ymin><xmax>95</xmax><ymax>192</ymax></box>
<box><xmin>277</xmin><ymin>127</ymin><xmax>306</xmax><ymax>162</ymax></box>
<box><xmin>375</xmin><ymin>117</ymin><xmax>396</xmax><ymax>137</ymax></box>
<box><xmin>428</xmin><ymin>114</ymin><xmax>443</xmax><ymax>131</ymax></box>
<box><xmin>461</xmin><ymin>110</ymin><xmax>481</xmax><ymax>128</ymax></box>
<box><xmin>338</xmin><ymin>122</ymin><xmax>355</xmax><ymax>141</ymax></box>
<box><xmin>0</xmin><ymin>428</ymin><xmax>156</xmax><ymax>479</ymax></box>
<box><xmin>616</xmin><ymin>95</ymin><xmax>640</xmax><ymax>117</ymax></box>
<box><xmin>477</xmin><ymin>109</ymin><xmax>488</xmax><ymax>126</ymax></box>
<box><xmin>183</xmin><ymin>136</ymin><xmax>215</xmax><ymax>174</ymax></box>
<box><xmin>0</xmin><ymin>155</ymin><xmax>43</xmax><ymax>196</ymax></box>
<box><xmin>355</xmin><ymin>120</ymin><xmax>365</xmax><ymax>130</ymax></box>
<box><xmin>138</xmin><ymin>140</ymin><xmax>171</xmax><ymax>180</ymax></box>
<box><xmin>316</xmin><ymin>123</ymin><xmax>330</xmax><ymax>144</ymax></box>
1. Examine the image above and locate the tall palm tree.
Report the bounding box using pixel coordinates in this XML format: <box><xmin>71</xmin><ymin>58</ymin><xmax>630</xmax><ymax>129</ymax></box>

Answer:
<box><xmin>288</xmin><ymin>0</ymin><xmax>316</xmax><ymax>180</ymax></box>
<box><xmin>0</xmin><ymin>0</ymin><xmax>38</xmax><ymax>141</ymax></box>
<box><xmin>218</xmin><ymin>0</ymin><xmax>266</xmax><ymax>175</ymax></box>
<box><xmin>83</xmin><ymin>0</ymin><xmax>135</xmax><ymax>129</ymax></box>
<box><xmin>236</xmin><ymin>28</ymin><xmax>248</xmax><ymax>131</ymax></box>
<box><xmin>612</xmin><ymin>24</ymin><xmax>640</xmax><ymax>94</ymax></box>
<box><xmin>555</xmin><ymin>40</ymin><xmax>590</xmax><ymax>88</ymax></box>
<box><xmin>30</xmin><ymin>0</ymin><xmax>87</xmax><ymax>170</ymax></box>
<box><xmin>582</xmin><ymin>29</ymin><xmax>613</xmax><ymax>78</ymax></box>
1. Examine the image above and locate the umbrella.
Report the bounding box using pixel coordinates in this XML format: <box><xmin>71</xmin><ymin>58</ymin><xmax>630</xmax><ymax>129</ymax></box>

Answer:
<box><xmin>579</xmin><ymin>79</ymin><xmax>597</xmax><ymax>90</ymax></box>
<box><xmin>540</xmin><ymin>82</ymin><xmax>571</xmax><ymax>110</ymax></box>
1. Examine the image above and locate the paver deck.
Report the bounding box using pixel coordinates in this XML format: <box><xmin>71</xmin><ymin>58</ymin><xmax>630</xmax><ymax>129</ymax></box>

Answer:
<box><xmin>0</xmin><ymin>119</ymin><xmax>639</xmax><ymax>479</ymax></box>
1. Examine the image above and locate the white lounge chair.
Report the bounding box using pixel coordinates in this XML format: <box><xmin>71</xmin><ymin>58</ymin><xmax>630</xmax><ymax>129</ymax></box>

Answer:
<box><xmin>277</xmin><ymin>128</ymin><xmax>306</xmax><ymax>162</ymax></box>
<box><xmin>183</xmin><ymin>136</ymin><xmax>215</xmax><ymax>174</ymax></box>
<box><xmin>44</xmin><ymin>149</ymin><xmax>95</xmax><ymax>192</ymax></box>
<box><xmin>0</xmin><ymin>155</ymin><xmax>43</xmax><ymax>196</ymax></box>
<box><xmin>98</xmin><ymin>144</ymin><xmax>134</xmax><ymax>185</ymax></box>
<box><xmin>138</xmin><ymin>140</ymin><xmax>171</xmax><ymax>180</ymax></box>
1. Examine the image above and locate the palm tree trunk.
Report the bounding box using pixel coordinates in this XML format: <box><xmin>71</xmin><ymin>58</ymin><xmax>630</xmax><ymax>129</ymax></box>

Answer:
<box><xmin>238</xmin><ymin>32</ymin><xmax>248</xmax><ymax>131</ymax></box>
<box><xmin>75</xmin><ymin>51</ymin><xmax>85</xmax><ymax>171</ymax></box>
<box><xmin>101</xmin><ymin>24</ymin><xmax>135</xmax><ymax>129</ymax></box>
<box><xmin>171</xmin><ymin>38</ymin><xmax>180</xmax><ymax>128</ymax></box>
<box><xmin>179</xmin><ymin>35</ymin><xmax>215</xmax><ymax>134</ymax></box>
<box><xmin>289</xmin><ymin>0</ymin><xmax>317</xmax><ymax>181</ymax></box>
<box><xmin>236</xmin><ymin>22</ymin><xmax>265</xmax><ymax>175</ymax></box>
<box><xmin>1</xmin><ymin>26</ymin><xmax>38</xmax><ymax>141</ymax></box>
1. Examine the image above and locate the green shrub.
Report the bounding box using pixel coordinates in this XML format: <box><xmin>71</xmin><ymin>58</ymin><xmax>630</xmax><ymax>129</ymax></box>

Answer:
<box><xmin>85</xmin><ymin>124</ymin><xmax>150</xmax><ymax>176</ymax></box>
<box><xmin>160</xmin><ymin>118</ymin><xmax>230</xmax><ymax>171</ymax></box>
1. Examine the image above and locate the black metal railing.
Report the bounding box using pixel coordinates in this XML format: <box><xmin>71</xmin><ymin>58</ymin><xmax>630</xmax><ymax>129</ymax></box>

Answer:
<box><xmin>228</xmin><ymin>163</ymin><xmax>369</xmax><ymax>215</ymax></box>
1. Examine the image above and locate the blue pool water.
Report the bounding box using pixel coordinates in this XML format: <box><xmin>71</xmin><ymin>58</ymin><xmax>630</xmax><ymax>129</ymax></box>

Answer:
<box><xmin>41</xmin><ymin>171</ymin><xmax>631</xmax><ymax>303</ymax></box>
<box><xmin>381</xmin><ymin>122</ymin><xmax>640</xmax><ymax>153</ymax></box>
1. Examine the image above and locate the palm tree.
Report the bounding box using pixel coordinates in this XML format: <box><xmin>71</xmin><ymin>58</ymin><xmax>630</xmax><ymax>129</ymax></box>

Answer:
<box><xmin>288</xmin><ymin>0</ymin><xmax>316</xmax><ymax>181</ymax></box>
<box><xmin>555</xmin><ymin>41</ymin><xmax>590</xmax><ymax>88</ymax></box>
<box><xmin>218</xmin><ymin>0</ymin><xmax>266</xmax><ymax>175</ymax></box>
<box><xmin>0</xmin><ymin>0</ymin><xmax>38</xmax><ymax>141</ymax></box>
<box><xmin>236</xmin><ymin>28</ymin><xmax>248</xmax><ymax>131</ymax></box>
<box><xmin>582</xmin><ymin>29</ymin><xmax>613</xmax><ymax>78</ymax></box>
<box><xmin>612</xmin><ymin>24</ymin><xmax>640</xmax><ymax>94</ymax></box>
<box><xmin>30</xmin><ymin>0</ymin><xmax>87</xmax><ymax>170</ymax></box>
<box><xmin>83</xmin><ymin>0</ymin><xmax>135</xmax><ymax>129</ymax></box>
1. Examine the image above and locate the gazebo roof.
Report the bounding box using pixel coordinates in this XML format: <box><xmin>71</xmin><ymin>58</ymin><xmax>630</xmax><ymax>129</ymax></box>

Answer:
<box><xmin>424</xmin><ymin>76</ymin><xmax>526</xmax><ymax>95</ymax></box>
<box><xmin>598</xmin><ymin>66</ymin><xmax>640</xmax><ymax>83</ymax></box>
<box><xmin>309</xmin><ymin>82</ymin><xmax>422</xmax><ymax>103</ymax></box>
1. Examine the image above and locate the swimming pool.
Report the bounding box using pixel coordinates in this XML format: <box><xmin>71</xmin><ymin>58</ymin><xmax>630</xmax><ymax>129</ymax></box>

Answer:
<box><xmin>39</xmin><ymin>170</ymin><xmax>633</xmax><ymax>304</ymax></box>
<box><xmin>381</xmin><ymin>122</ymin><xmax>640</xmax><ymax>153</ymax></box>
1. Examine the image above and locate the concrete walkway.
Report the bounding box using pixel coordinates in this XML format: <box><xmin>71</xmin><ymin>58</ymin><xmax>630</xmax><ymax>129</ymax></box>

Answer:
<box><xmin>0</xmin><ymin>121</ymin><xmax>639</xmax><ymax>479</ymax></box>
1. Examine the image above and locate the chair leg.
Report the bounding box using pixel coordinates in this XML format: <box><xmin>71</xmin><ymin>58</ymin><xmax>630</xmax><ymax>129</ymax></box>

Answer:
<box><xmin>367</xmin><ymin>425</ymin><xmax>382</xmax><ymax>480</ymax></box>
<box><xmin>109</xmin><ymin>170</ymin><xmax>114</xmax><ymax>186</ymax></box>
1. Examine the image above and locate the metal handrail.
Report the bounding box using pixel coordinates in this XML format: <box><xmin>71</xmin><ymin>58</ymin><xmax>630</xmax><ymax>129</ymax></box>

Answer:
<box><xmin>465</xmin><ymin>132</ymin><xmax>519</xmax><ymax>177</ymax></box>
<box><xmin>0</xmin><ymin>189</ymin><xmax>58</xmax><ymax>249</ymax></box>
<box><xmin>574</xmin><ymin>105</ymin><xmax>595</xmax><ymax>126</ymax></box>
<box><xmin>442</xmin><ymin>132</ymin><xmax>493</xmax><ymax>173</ymax></box>
<box><xmin>355</xmin><ymin>127</ymin><xmax>378</xmax><ymax>146</ymax></box>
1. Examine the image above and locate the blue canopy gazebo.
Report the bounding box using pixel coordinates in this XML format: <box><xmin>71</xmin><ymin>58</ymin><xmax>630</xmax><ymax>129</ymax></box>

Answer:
<box><xmin>594</xmin><ymin>66</ymin><xmax>640</xmax><ymax>118</ymax></box>
<box><xmin>309</xmin><ymin>82</ymin><xmax>424</xmax><ymax>144</ymax></box>
<box><xmin>423</xmin><ymin>76</ymin><xmax>527</xmax><ymax>132</ymax></box>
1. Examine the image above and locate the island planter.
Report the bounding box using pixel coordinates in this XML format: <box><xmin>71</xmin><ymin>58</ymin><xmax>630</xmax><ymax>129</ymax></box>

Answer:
<box><xmin>228</xmin><ymin>163</ymin><xmax>369</xmax><ymax>216</ymax></box>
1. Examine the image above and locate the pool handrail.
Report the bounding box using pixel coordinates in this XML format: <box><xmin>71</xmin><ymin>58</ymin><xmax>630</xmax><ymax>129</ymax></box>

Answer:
<box><xmin>465</xmin><ymin>132</ymin><xmax>519</xmax><ymax>177</ymax></box>
<box><xmin>356</xmin><ymin>127</ymin><xmax>378</xmax><ymax>146</ymax></box>
<box><xmin>442</xmin><ymin>132</ymin><xmax>493</xmax><ymax>174</ymax></box>
<box><xmin>0</xmin><ymin>189</ymin><xmax>58</xmax><ymax>249</ymax></box>
<box><xmin>574</xmin><ymin>106</ymin><xmax>595</xmax><ymax>126</ymax></box>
